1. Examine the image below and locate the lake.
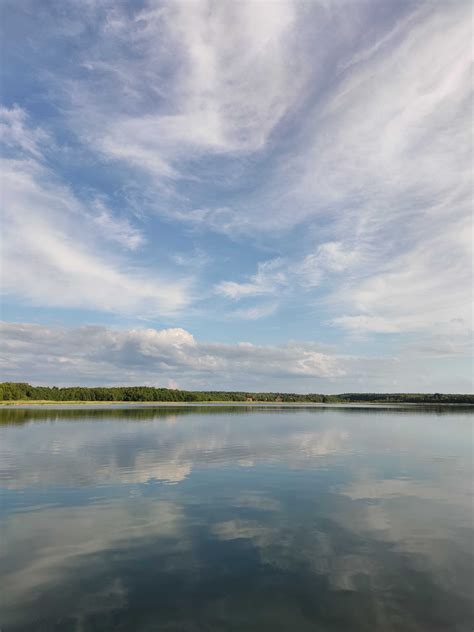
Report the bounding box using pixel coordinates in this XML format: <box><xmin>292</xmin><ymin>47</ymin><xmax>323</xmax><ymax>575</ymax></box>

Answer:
<box><xmin>0</xmin><ymin>405</ymin><xmax>472</xmax><ymax>631</ymax></box>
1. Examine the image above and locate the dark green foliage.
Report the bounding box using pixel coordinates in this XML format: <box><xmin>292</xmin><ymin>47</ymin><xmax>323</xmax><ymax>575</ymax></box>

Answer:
<box><xmin>0</xmin><ymin>383</ymin><xmax>472</xmax><ymax>404</ymax></box>
<box><xmin>336</xmin><ymin>392</ymin><xmax>474</xmax><ymax>404</ymax></box>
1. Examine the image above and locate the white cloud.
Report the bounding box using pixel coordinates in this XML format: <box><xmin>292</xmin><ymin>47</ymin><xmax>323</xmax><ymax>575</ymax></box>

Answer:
<box><xmin>299</xmin><ymin>242</ymin><xmax>360</xmax><ymax>277</ymax></box>
<box><xmin>215</xmin><ymin>259</ymin><xmax>287</xmax><ymax>300</ymax></box>
<box><xmin>332</xmin><ymin>213</ymin><xmax>472</xmax><ymax>335</ymax></box>
<box><xmin>5</xmin><ymin>320</ymin><xmax>470</xmax><ymax>392</ymax></box>
<box><xmin>0</xmin><ymin>105</ymin><xmax>49</xmax><ymax>158</ymax></box>
<box><xmin>216</xmin><ymin>241</ymin><xmax>359</xmax><ymax>303</ymax></box>
<box><xmin>69</xmin><ymin>1</ymin><xmax>310</xmax><ymax>178</ymax></box>
<box><xmin>0</xmin><ymin>321</ymin><xmax>344</xmax><ymax>385</ymax></box>
<box><xmin>332</xmin><ymin>315</ymin><xmax>402</xmax><ymax>335</ymax></box>
<box><xmin>232</xmin><ymin>303</ymin><xmax>278</xmax><ymax>321</ymax></box>
<box><xmin>206</xmin><ymin>3</ymin><xmax>471</xmax><ymax>337</ymax></box>
<box><xmin>90</xmin><ymin>199</ymin><xmax>145</xmax><ymax>250</ymax></box>
<box><xmin>289</xmin><ymin>3</ymin><xmax>471</xmax><ymax>336</ymax></box>
<box><xmin>0</xmin><ymin>108</ymin><xmax>190</xmax><ymax>317</ymax></box>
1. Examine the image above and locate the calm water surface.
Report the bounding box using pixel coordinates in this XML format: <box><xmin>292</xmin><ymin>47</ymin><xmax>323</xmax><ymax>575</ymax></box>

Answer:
<box><xmin>0</xmin><ymin>405</ymin><xmax>472</xmax><ymax>631</ymax></box>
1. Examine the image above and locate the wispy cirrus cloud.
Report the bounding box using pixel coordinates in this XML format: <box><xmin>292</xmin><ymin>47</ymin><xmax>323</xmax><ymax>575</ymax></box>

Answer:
<box><xmin>0</xmin><ymin>105</ymin><xmax>49</xmax><ymax>158</ymax></box>
<box><xmin>231</xmin><ymin>303</ymin><xmax>279</xmax><ymax>322</ymax></box>
<box><xmin>193</xmin><ymin>1</ymin><xmax>470</xmax><ymax>338</ymax></box>
<box><xmin>331</xmin><ymin>212</ymin><xmax>472</xmax><ymax>336</ymax></box>
<box><xmin>62</xmin><ymin>0</ymin><xmax>310</xmax><ymax>179</ymax></box>
<box><xmin>89</xmin><ymin>199</ymin><xmax>145</xmax><ymax>251</ymax></box>
<box><xmin>215</xmin><ymin>242</ymin><xmax>359</xmax><ymax>304</ymax></box>
<box><xmin>216</xmin><ymin>259</ymin><xmax>287</xmax><ymax>300</ymax></box>
<box><xmin>0</xmin><ymin>107</ymin><xmax>190</xmax><ymax>317</ymax></box>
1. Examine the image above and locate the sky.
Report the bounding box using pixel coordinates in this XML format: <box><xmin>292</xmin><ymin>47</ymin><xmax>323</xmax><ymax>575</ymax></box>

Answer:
<box><xmin>0</xmin><ymin>0</ymin><xmax>472</xmax><ymax>393</ymax></box>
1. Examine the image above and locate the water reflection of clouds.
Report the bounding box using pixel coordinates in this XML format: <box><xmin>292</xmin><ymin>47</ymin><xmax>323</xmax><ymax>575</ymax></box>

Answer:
<box><xmin>0</xmin><ymin>499</ymin><xmax>188</xmax><ymax>628</ymax></box>
<box><xmin>0</xmin><ymin>408</ymin><xmax>472</xmax><ymax>630</ymax></box>
<box><xmin>337</xmin><ymin>475</ymin><xmax>473</xmax><ymax>591</ymax></box>
<box><xmin>4</xmin><ymin>484</ymin><xmax>472</xmax><ymax>630</ymax></box>
<box><xmin>0</xmin><ymin>413</ymin><xmax>350</xmax><ymax>489</ymax></box>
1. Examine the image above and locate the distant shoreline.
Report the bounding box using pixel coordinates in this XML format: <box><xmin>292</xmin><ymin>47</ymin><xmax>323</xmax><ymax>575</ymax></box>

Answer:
<box><xmin>2</xmin><ymin>383</ymin><xmax>473</xmax><ymax>406</ymax></box>
<box><xmin>1</xmin><ymin>400</ymin><xmax>472</xmax><ymax>409</ymax></box>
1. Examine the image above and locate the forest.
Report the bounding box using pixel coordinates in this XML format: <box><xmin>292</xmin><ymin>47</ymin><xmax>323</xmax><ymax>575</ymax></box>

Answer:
<box><xmin>0</xmin><ymin>383</ymin><xmax>472</xmax><ymax>404</ymax></box>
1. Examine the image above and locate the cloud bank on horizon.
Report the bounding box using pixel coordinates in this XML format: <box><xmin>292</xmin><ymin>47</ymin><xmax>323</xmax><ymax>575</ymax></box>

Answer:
<box><xmin>0</xmin><ymin>0</ymin><xmax>472</xmax><ymax>392</ymax></box>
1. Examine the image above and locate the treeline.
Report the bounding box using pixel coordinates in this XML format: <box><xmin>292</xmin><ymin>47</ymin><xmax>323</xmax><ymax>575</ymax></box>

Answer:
<box><xmin>0</xmin><ymin>383</ymin><xmax>473</xmax><ymax>404</ymax></box>
<box><xmin>337</xmin><ymin>392</ymin><xmax>474</xmax><ymax>404</ymax></box>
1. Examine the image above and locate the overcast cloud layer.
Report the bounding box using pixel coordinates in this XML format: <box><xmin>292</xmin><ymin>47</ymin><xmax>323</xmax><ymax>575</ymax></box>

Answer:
<box><xmin>0</xmin><ymin>0</ymin><xmax>472</xmax><ymax>391</ymax></box>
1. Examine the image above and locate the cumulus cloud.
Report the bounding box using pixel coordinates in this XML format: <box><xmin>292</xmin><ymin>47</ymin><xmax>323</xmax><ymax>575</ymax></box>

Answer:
<box><xmin>2</xmin><ymin>320</ymin><xmax>471</xmax><ymax>392</ymax></box>
<box><xmin>0</xmin><ymin>321</ymin><xmax>344</xmax><ymax>386</ymax></box>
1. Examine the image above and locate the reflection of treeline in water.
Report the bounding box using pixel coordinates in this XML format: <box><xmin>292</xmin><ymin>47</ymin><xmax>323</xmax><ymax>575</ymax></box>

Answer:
<box><xmin>0</xmin><ymin>405</ymin><xmax>258</xmax><ymax>425</ymax></box>
<box><xmin>1</xmin><ymin>382</ymin><xmax>473</xmax><ymax>405</ymax></box>
<box><xmin>1</xmin><ymin>404</ymin><xmax>472</xmax><ymax>427</ymax></box>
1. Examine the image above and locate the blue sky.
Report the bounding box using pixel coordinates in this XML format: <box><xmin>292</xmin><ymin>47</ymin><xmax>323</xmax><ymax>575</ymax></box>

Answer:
<box><xmin>0</xmin><ymin>0</ymin><xmax>472</xmax><ymax>392</ymax></box>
